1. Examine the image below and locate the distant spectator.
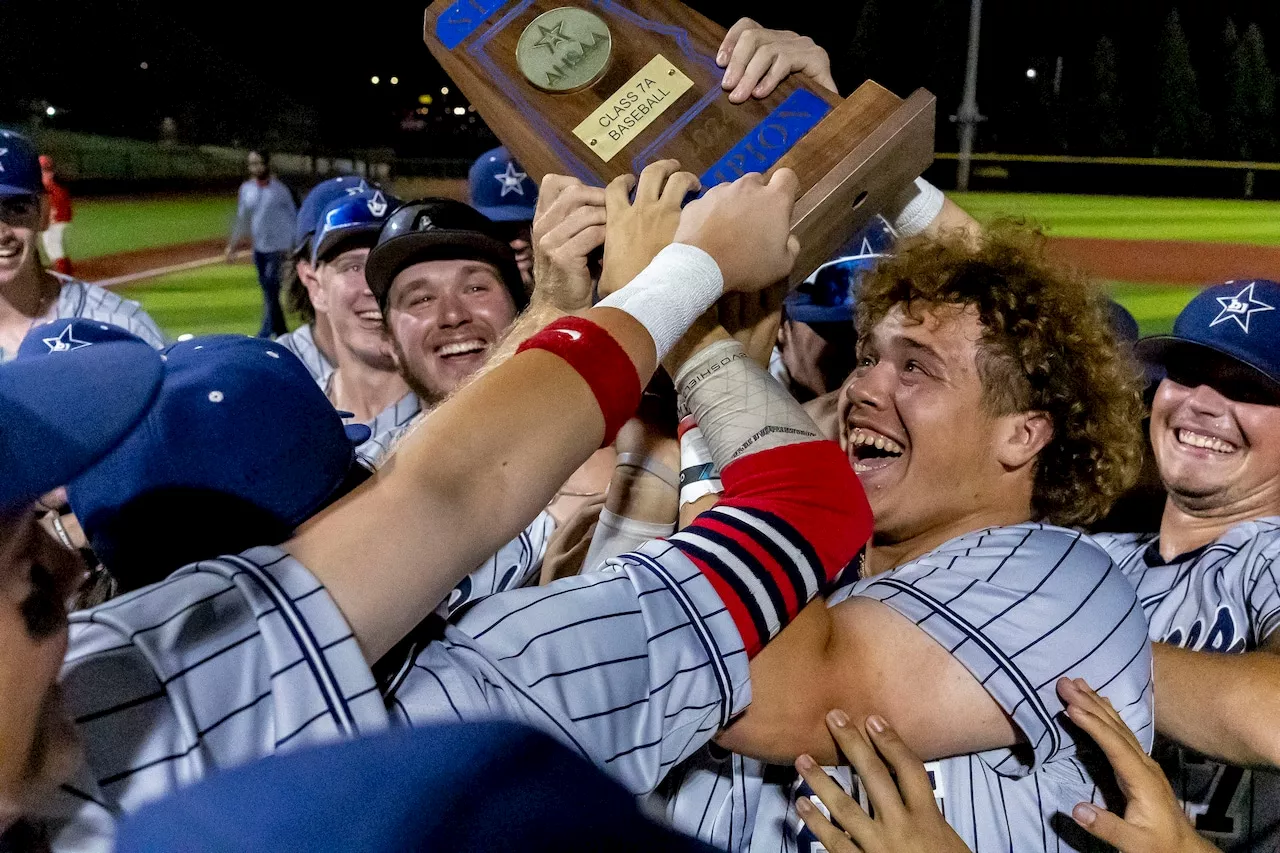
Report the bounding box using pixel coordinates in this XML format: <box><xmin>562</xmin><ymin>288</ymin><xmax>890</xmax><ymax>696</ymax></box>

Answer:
<box><xmin>469</xmin><ymin>146</ymin><xmax>537</xmax><ymax>294</ymax></box>
<box><xmin>226</xmin><ymin>150</ymin><xmax>297</xmax><ymax>338</ymax></box>
<box><xmin>38</xmin><ymin>155</ymin><xmax>73</xmax><ymax>276</ymax></box>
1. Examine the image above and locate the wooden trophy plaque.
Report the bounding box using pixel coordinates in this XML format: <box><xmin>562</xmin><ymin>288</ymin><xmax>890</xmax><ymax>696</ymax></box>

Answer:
<box><xmin>424</xmin><ymin>0</ymin><xmax>936</xmax><ymax>282</ymax></box>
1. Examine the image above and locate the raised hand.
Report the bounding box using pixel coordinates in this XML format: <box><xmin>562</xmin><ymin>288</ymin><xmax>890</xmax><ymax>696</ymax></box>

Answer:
<box><xmin>1058</xmin><ymin>678</ymin><xmax>1216</xmax><ymax>853</ymax></box>
<box><xmin>717</xmin><ymin>18</ymin><xmax>837</xmax><ymax>103</ymax></box>
<box><xmin>674</xmin><ymin>169</ymin><xmax>800</xmax><ymax>294</ymax></box>
<box><xmin>597</xmin><ymin>159</ymin><xmax>700</xmax><ymax>299</ymax></box>
<box><xmin>530</xmin><ymin>174</ymin><xmax>608</xmax><ymax>312</ymax></box>
<box><xmin>795</xmin><ymin>710</ymin><xmax>971</xmax><ymax>853</ymax></box>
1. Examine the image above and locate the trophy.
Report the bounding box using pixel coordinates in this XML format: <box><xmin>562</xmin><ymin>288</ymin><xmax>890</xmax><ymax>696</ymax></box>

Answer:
<box><xmin>424</xmin><ymin>0</ymin><xmax>936</xmax><ymax>282</ymax></box>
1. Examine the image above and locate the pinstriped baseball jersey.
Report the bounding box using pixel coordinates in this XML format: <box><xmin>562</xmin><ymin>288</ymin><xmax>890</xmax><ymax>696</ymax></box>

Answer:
<box><xmin>389</xmin><ymin>534</ymin><xmax>763</xmax><ymax>795</ymax></box>
<box><xmin>659</xmin><ymin>523</ymin><xmax>1155</xmax><ymax>853</ymax></box>
<box><xmin>48</xmin><ymin>546</ymin><xmax>392</xmax><ymax>853</ymax></box>
<box><xmin>1096</xmin><ymin>520</ymin><xmax>1280</xmax><ymax>852</ymax></box>
<box><xmin>438</xmin><ymin>510</ymin><xmax>556</xmax><ymax>618</ymax></box>
<box><xmin>0</xmin><ymin>278</ymin><xmax>166</xmax><ymax>362</ymax></box>
<box><xmin>273</xmin><ymin>323</ymin><xmax>334</xmax><ymax>387</ymax></box>
<box><xmin>344</xmin><ymin>391</ymin><xmax>420</xmax><ymax>465</ymax></box>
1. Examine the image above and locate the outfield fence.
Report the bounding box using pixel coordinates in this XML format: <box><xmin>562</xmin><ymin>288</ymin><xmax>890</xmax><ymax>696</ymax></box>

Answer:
<box><xmin>928</xmin><ymin>152</ymin><xmax>1280</xmax><ymax>200</ymax></box>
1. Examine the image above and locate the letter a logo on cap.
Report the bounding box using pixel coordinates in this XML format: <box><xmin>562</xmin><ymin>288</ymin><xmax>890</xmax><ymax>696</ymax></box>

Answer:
<box><xmin>368</xmin><ymin>190</ymin><xmax>388</xmax><ymax>217</ymax></box>
<box><xmin>1211</xmin><ymin>281</ymin><xmax>1275</xmax><ymax>333</ymax></box>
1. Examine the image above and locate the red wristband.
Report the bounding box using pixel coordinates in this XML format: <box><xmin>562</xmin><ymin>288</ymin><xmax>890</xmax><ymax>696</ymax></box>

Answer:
<box><xmin>517</xmin><ymin>316</ymin><xmax>641</xmax><ymax>446</ymax></box>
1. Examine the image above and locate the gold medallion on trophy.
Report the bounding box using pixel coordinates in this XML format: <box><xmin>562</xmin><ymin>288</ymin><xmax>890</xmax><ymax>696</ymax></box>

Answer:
<box><xmin>516</xmin><ymin>7</ymin><xmax>613</xmax><ymax>93</ymax></box>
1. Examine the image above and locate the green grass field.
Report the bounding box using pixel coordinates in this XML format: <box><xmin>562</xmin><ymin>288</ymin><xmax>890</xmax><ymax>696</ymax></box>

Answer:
<box><xmin>70</xmin><ymin>195</ymin><xmax>235</xmax><ymax>258</ymax></box>
<box><xmin>107</xmin><ymin>191</ymin><xmax>1280</xmax><ymax>339</ymax></box>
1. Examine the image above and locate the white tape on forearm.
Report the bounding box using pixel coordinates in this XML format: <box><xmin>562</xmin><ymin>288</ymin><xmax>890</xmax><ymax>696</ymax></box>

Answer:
<box><xmin>596</xmin><ymin>243</ymin><xmax>724</xmax><ymax>362</ymax></box>
<box><xmin>679</xmin><ymin>422</ymin><xmax>723</xmax><ymax>506</ymax></box>
<box><xmin>584</xmin><ymin>507</ymin><xmax>677</xmax><ymax>572</ymax></box>
<box><xmin>887</xmin><ymin>178</ymin><xmax>945</xmax><ymax>238</ymax></box>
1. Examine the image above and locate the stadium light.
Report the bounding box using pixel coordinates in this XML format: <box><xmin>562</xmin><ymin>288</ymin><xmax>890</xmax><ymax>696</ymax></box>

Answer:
<box><xmin>46</xmin><ymin>106</ymin><xmax>56</xmax><ymax>117</ymax></box>
<box><xmin>1025</xmin><ymin>67</ymin><xmax>1037</xmax><ymax>80</ymax></box>
<box><xmin>390</xmin><ymin>77</ymin><xmax>399</xmax><ymax>85</ymax></box>
<box><xmin>140</xmin><ymin>61</ymin><xmax>149</xmax><ymax>70</ymax></box>
<box><xmin>441</xmin><ymin>86</ymin><xmax>449</xmax><ymax>95</ymax></box>
<box><xmin>371</xmin><ymin>76</ymin><xmax>380</xmax><ymax>85</ymax></box>
<box><xmin>418</xmin><ymin>94</ymin><xmax>433</xmax><ymax>105</ymax></box>
<box><xmin>453</xmin><ymin>106</ymin><xmax>466</xmax><ymax>115</ymax></box>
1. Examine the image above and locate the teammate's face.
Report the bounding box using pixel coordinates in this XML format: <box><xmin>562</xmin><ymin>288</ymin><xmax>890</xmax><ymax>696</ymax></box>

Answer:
<box><xmin>839</xmin><ymin>305</ymin><xmax>1025</xmax><ymax>544</ymax></box>
<box><xmin>384</xmin><ymin>259</ymin><xmax>518</xmax><ymax>402</ymax></box>
<box><xmin>246</xmin><ymin>152</ymin><xmax>267</xmax><ymax>179</ymax></box>
<box><xmin>0</xmin><ymin>508</ymin><xmax>86</xmax><ymax>829</ymax></box>
<box><xmin>314</xmin><ymin>247</ymin><xmax>395</xmax><ymax>369</ymax></box>
<box><xmin>1150</xmin><ymin>373</ymin><xmax>1280</xmax><ymax>514</ymax></box>
<box><xmin>0</xmin><ymin>194</ymin><xmax>47</xmax><ymax>288</ymax></box>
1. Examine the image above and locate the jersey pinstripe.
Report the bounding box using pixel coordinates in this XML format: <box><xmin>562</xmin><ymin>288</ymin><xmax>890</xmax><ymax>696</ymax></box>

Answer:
<box><xmin>46</xmin><ymin>505</ymin><xmax>802</xmax><ymax>848</ymax></box>
<box><xmin>0</xmin><ymin>278</ymin><xmax>166</xmax><ymax>362</ymax></box>
<box><xmin>341</xmin><ymin>390</ymin><xmax>420</xmax><ymax>466</ymax></box>
<box><xmin>47</xmin><ymin>547</ymin><xmax>392</xmax><ymax>852</ymax></box>
<box><xmin>659</xmin><ymin>523</ymin><xmax>1155</xmax><ymax>853</ymax></box>
<box><xmin>388</xmin><ymin>534</ymin><xmax>768</xmax><ymax>795</ymax></box>
<box><xmin>1096</xmin><ymin>519</ymin><xmax>1280</xmax><ymax>852</ymax></box>
<box><xmin>273</xmin><ymin>323</ymin><xmax>334</xmax><ymax>387</ymax></box>
<box><xmin>439</xmin><ymin>510</ymin><xmax>556</xmax><ymax>618</ymax></box>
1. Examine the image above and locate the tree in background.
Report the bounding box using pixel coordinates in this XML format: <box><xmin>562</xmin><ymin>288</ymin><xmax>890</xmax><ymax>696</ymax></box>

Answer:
<box><xmin>1079</xmin><ymin>36</ymin><xmax>1127</xmax><ymax>154</ymax></box>
<box><xmin>1225</xmin><ymin>23</ymin><xmax>1276</xmax><ymax>160</ymax></box>
<box><xmin>1151</xmin><ymin>9</ymin><xmax>1209</xmax><ymax>157</ymax></box>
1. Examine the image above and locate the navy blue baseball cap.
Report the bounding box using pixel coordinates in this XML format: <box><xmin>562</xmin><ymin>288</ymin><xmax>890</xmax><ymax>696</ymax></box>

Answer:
<box><xmin>1</xmin><ymin>323</ymin><xmax>164</xmax><ymax>512</ymax></box>
<box><xmin>469</xmin><ymin>146</ymin><xmax>537</xmax><ymax>222</ymax></box>
<box><xmin>786</xmin><ymin>223</ymin><xmax>891</xmax><ymax>325</ymax></box>
<box><xmin>366</xmin><ymin>198</ymin><xmax>525</xmax><ymax>313</ymax></box>
<box><xmin>17</xmin><ymin>317</ymin><xmax>148</xmax><ymax>359</ymax></box>
<box><xmin>311</xmin><ymin>189</ymin><xmax>399</xmax><ymax>266</ymax></box>
<box><xmin>116</xmin><ymin>722</ymin><xmax>718</xmax><ymax>853</ymax></box>
<box><xmin>1108</xmin><ymin>300</ymin><xmax>1140</xmax><ymax>346</ymax></box>
<box><xmin>67</xmin><ymin>335</ymin><xmax>370</xmax><ymax>568</ymax></box>
<box><xmin>0</xmin><ymin>129</ymin><xmax>43</xmax><ymax>198</ymax></box>
<box><xmin>1137</xmin><ymin>279</ymin><xmax>1280</xmax><ymax>400</ymax></box>
<box><xmin>295</xmin><ymin>176</ymin><xmax>373</xmax><ymax>257</ymax></box>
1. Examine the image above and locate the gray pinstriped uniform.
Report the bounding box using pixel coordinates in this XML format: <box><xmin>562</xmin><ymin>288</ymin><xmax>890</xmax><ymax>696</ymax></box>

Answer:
<box><xmin>657</xmin><ymin>524</ymin><xmax>1155</xmax><ymax>852</ymax></box>
<box><xmin>0</xmin><ymin>278</ymin><xmax>166</xmax><ymax>362</ymax></box>
<box><xmin>1097</xmin><ymin>520</ymin><xmax>1280</xmax><ymax>852</ymax></box>
<box><xmin>273</xmin><ymin>323</ymin><xmax>334</xmax><ymax>387</ymax></box>
<box><xmin>46</xmin><ymin>517</ymin><xmax>777</xmax><ymax>849</ymax></box>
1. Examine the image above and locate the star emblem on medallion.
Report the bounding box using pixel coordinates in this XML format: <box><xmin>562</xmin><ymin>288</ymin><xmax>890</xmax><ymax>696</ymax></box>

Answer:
<box><xmin>1210</xmin><ymin>281</ymin><xmax>1275</xmax><ymax>333</ymax></box>
<box><xmin>43</xmin><ymin>324</ymin><xmax>92</xmax><ymax>353</ymax></box>
<box><xmin>533</xmin><ymin>21</ymin><xmax>572</xmax><ymax>54</ymax></box>
<box><xmin>494</xmin><ymin>161</ymin><xmax>528</xmax><ymax>197</ymax></box>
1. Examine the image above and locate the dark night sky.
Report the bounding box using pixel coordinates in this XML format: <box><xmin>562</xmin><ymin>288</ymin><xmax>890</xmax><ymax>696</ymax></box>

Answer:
<box><xmin>3</xmin><ymin>0</ymin><xmax>1280</xmax><ymax>156</ymax></box>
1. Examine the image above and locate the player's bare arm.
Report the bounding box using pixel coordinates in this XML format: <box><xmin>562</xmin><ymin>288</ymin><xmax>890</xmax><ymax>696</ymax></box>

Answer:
<box><xmin>285</xmin><ymin>169</ymin><xmax>803</xmax><ymax>663</ymax></box>
<box><xmin>1151</xmin><ymin>636</ymin><xmax>1280</xmax><ymax>768</ymax></box>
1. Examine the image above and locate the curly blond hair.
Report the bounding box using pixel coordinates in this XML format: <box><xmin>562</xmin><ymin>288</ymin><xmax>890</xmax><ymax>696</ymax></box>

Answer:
<box><xmin>855</xmin><ymin>222</ymin><xmax>1145</xmax><ymax>527</ymax></box>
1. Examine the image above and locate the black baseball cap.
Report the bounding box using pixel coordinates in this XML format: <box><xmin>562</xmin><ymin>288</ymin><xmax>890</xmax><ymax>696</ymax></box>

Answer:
<box><xmin>365</xmin><ymin>198</ymin><xmax>525</xmax><ymax>314</ymax></box>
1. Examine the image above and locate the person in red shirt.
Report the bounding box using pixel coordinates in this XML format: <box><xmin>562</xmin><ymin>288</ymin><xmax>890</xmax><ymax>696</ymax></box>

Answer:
<box><xmin>38</xmin><ymin>155</ymin><xmax>73</xmax><ymax>276</ymax></box>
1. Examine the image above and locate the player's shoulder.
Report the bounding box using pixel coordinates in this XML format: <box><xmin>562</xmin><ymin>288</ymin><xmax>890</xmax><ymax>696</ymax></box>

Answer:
<box><xmin>911</xmin><ymin>522</ymin><xmax>1114</xmax><ymax>587</ymax></box>
<box><xmin>1217</xmin><ymin>516</ymin><xmax>1280</xmax><ymax>557</ymax></box>
<box><xmin>56</xmin><ymin>277</ymin><xmax>166</xmax><ymax>348</ymax></box>
<box><xmin>1089</xmin><ymin>529</ymin><xmax>1155</xmax><ymax>566</ymax></box>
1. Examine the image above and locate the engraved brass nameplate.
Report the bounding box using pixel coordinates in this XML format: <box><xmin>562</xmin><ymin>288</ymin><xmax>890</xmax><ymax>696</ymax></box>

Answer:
<box><xmin>572</xmin><ymin>54</ymin><xmax>694</xmax><ymax>162</ymax></box>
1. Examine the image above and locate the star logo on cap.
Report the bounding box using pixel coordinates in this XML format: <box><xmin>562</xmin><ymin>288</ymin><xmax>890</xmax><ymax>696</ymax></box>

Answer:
<box><xmin>1211</xmin><ymin>281</ymin><xmax>1275</xmax><ymax>333</ymax></box>
<box><xmin>367</xmin><ymin>190</ymin><xmax>387</xmax><ymax>217</ymax></box>
<box><xmin>0</xmin><ymin>148</ymin><xmax>7</xmax><ymax>173</ymax></box>
<box><xmin>43</xmin><ymin>324</ymin><xmax>91</xmax><ymax>353</ymax></box>
<box><xmin>345</xmin><ymin>179</ymin><xmax>370</xmax><ymax>196</ymax></box>
<box><xmin>494</xmin><ymin>161</ymin><xmax>528</xmax><ymax>197</ymax></box>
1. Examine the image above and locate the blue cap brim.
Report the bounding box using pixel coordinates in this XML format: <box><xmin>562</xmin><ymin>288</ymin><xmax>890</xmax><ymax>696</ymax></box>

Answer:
<box><xmin>0</xmin><ymin>184</ymin><xmax>39</xmax><ymax>198</ymax></box>
<box><xmin>473</xmin><ymin>204</ymin><xmax>535</xmax><ymax>223</ymax></box>
<box><xmin>1136</xmin><ymin>335</ymin><xmax>1280</xmax><ymax>397</ymax></box>
<box><xmin>784</xmin><ymin>303</ymin><xmax>854</xmax><ymax>325</ymax></box>
<box><xmin>0</xmin><ymin>341</ymin><xmax>163</xmax><ymax>511</ymax></box>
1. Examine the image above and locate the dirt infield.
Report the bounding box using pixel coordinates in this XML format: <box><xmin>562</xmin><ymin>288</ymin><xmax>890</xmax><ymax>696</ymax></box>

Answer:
<box><xmin>1046</xmin><ymin>237</ymin><xmax>1280</xmax><ymax>284</ymax></box>
<box><xmin>77</xmin><ymin>238</ymin><xmax>227</xmax><ymax>284</ymax></box>
<box><xmin>77</xmin><ymin>234</ymin><xmax>1280</xmax><ymax>289</ymax></box>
